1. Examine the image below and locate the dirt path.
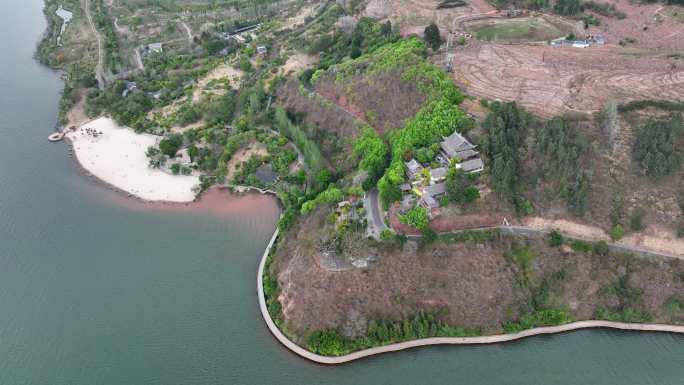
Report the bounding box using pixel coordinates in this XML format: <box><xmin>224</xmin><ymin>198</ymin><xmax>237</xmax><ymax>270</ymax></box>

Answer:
<box><xmin>134</xmin><ymin>47</ymin><xmax>144</xmax><ymax>70</ymax></box>
<box><xmin>181</xmin><ymin>22</ymin><xmax>193</xmax><ymax>43</ymax></box>
<box><xmin>65</xmin><ymin>90</ymin><xmax>90</xmax><ymax>128</ymax></box>
<box><xmin>83</xmin><ymin>0</ymin><xmax>105</xmax><ymax>89</ymax></box>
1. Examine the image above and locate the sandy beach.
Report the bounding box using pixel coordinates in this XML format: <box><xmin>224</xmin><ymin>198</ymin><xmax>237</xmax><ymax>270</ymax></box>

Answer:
<box><xmin>66</xmin><ymin>117</ymin><xmax>199</xmax><ymax>202</ymax></box>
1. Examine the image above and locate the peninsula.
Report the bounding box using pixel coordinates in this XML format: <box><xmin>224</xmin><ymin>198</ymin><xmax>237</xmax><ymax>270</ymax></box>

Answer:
<box><xmin>39</xmin><ymin>0</ymin><xmax>684</xmax><ymax>363</ymax></box>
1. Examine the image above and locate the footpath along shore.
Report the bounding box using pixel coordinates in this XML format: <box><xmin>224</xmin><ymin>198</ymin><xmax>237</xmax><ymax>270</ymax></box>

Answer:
<box><xmin>257</xmin><ymin>228</ymin><xmax>684</xmax><ymax>365</ymax></box>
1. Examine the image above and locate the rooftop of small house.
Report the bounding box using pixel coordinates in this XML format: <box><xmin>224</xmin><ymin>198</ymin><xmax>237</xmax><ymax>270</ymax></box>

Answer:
<box><xmin>441</xmin><ymin>131</ymin><xmax>475</xmax><ymax>158</ymax></box>
<box><xmin>255</xmin><ymin>164</ymin><xmax>278</xmax><ymax>185</ymax></box>
<box><xmin>424</xmin><ymin>182</ymin><xmax>446</xmax><ymax>197</ymax></box>
<box><xmin>430</xmin><ymin>167</ymin><xmax>448</xmax><ymax>181</ymax></box>
<box><xmin>458</xmin><ymin>157</ymin><xmax>485</xmax><ymax>173</ymax></box>
<box><xmin>406</xmin><ymin>159</ymin><xmax>423</xmax><ymax>174</ymax></box>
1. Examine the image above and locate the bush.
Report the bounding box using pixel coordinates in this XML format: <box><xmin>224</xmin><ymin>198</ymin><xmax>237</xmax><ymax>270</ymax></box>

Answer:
<box><xmin>159</xmin><ymin>134</ymin><xmax>183</xmax><ymax>157</ymax></box>
<box><xmin>300</xmin><ymin>186</ymin><xmax>344</xmax><ymax>215</ymax></box>
<box><xmin>306</xmin><ymin>311</ymin><xmax>481</xmax><ymax>356</ymax></box>
<box><xmin>503</xmin><ymin>309</ymin><xmax>572</xmax><ymax>333</ymax></box>
<box><xmin>569</xmin><ymin>239</ymin><xmax>592</xmax><ymax>253</ymax></box>
<box><xmin>629</xmin><ymin>209</ymin><xmax>645</xmax><ymax>231</ymax></box>
<box><xmin>421</xmin><ymin>228</ymin><xmax>438</xmax><ymax>244</ymax></box>
<box><xmin>593</xmin><ymin>241</ymin><xmax>610</xmax><ymax>256</ymax></box>
<box><xmin>307</xmin><ymin>330</ymin><xmax>346</xmax><ymax>356</ymax></box>
<box><xmin>400</xmin><ymin>206</ymin><xmax>430</xmax><ymax>230</ymax></box>
<box><xmin>610</xmin><ymin>223</ymin><xmax>625</xmax><ymax>241</ymax></box>
<box><xmin>547</xmin><ymin>229</ymin><xmax>564</xmax><ymax>247</ymax></box>
<box><xmin>424</xmin><ymin>23</ymin><xmax>441</xmax><ymax>51</ymax></box>
<box><xmin>664</xmin><ymin>296</ymin><xmax>683</xmax><ymax>315</ymax></box>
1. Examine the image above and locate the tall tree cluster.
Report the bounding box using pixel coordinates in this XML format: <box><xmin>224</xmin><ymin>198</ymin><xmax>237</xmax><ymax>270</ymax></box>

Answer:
<box><xmin>633</xmin><ymin>114</ymin><xmax>683</xmax><ymax>179</ymax></box>
<box><xmin>483</xmin><ymin>101</ymin><xmax>531</xmax><ymax>214</ymax></box>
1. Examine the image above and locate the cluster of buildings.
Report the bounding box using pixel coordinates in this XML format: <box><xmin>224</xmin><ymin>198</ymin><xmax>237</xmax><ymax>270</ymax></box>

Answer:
<box><xmin>401</xmin><ymin>131</ymin><xmax>484</xmax><ymax>213</ymax></box>
<box><xmin>550</xmin><ymin>34</ymin><xmax>605</xmax><ymax>48</ymax></box>
<box><xmin>216</xmin><ymin>24</ymin><xmax>267</xmax><ymax>56</ymax></box>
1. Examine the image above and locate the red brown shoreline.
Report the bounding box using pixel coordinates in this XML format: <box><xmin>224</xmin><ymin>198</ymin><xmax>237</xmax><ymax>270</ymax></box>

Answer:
<box><xmin>62</xmin><ymin>131</ymin><xmax>280</xmax><ymax>217</ymax></box>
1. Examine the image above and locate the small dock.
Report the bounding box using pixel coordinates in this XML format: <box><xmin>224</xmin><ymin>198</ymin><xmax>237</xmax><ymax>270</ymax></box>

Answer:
<box><xmin>48</xmin><ymin>132</ymin><xmax>64</xmax><ymax>142</ymax></box>
<box><xmin>48</xmin><ymin>125</ymin><xmax>76</xmax><ymax>142</ymax></box>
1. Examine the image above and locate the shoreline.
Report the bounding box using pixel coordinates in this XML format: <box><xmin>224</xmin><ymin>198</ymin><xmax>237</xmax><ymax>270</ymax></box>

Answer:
<box><xmin>65</xmin><ymin>117</ymin><xmax>200</xmax><ymax>203</ymax></box>
<box><xmin>64</xmin><ymin>128</ymin><xmax>281</xmax><ymax>217</ymax></box>
<box><xmin>257</xmin><ymin>228</ymin><xmax>684</xmax><ymax>365</ymax></box>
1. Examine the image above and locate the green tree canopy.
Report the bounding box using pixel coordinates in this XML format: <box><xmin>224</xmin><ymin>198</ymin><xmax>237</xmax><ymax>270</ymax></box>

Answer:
<box><xmin>424</xmin><ymin>23</ymin><xmax>441</xmax><ymax>51</ymax></box>
<box><xmin>400</xmin><ymin>206</ymin><xmax>430</xmax><ymax>230</ymax></box>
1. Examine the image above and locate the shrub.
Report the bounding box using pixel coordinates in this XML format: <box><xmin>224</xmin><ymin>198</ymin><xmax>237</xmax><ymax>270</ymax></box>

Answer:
<box><xmin>300</xmin><ymin>186</ymin><xmax>344</xmax><ymax>215</ymax></box>
<box><xmin>610</xmin><ymin>224</ymin><xmax>625</xmax><ymax>241</ymax></box>
<box><xmin>547</xmin><ymin>229</ymin><xmax>564</xmax><ymax>247</ymax></box>
<box><xmin>664</xmin><ymin>296</ymin><xmax>683</xmax><ymax>315</ymax></box>
<box><xmin>503</xmin><ymin>309</ymin><xmax>571</xmax><ymax>333</ymax></box>
<box><xmin>569</xmin><ymin>239</ymin><xmax>592</xmax><ymax>253</ymax></box>
<box><xmin>424</xmin><ymin>23</ymin><xmax>441</xmax><ymax>51</ymax></box>
<box><xmin>400</xmin><ymin>206</ymin><xmax>430</xmax><ymax>230</ymax></box>
<box><xmin>159</xmin><ymin>134</ymin><xmax>183</xmax><ymax>157</ymax></box>
<box><xmin>593</xmin><ymin>241</ymin><xmax>610</xmax><ymax>256</ymax></box>
<box><xmin>629</xmin><ymin>209</ymin><xmax>645</xmax><ymax>231</ymax></box>
<box><xmin>307</xmin><ymin>330</ymin><xmax>346</xmax><ymax>356</ymax></box>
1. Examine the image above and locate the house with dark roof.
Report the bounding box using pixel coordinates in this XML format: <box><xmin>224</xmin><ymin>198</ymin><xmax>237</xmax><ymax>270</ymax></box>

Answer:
<box><xmin>420</xmin><ymin>195</ymin><xmax>439</xmax><ymax>210</ymax></box>
<box><xmin>424</xmin><ymin>182</ymin><xmax>446</xmax><ymax>197</ymax></box>
<box><xmin>255</xmin><ymin>164</ymin><xmax>278</xmax><ymax>185</ymax></box>
<box><xmin>458</xmin><ymin>158</ymin><xmax>484</xmax><ymax>173</ymax></box>
<box><xmin>430</xmin><ymin>167</ymin><xmax>448</xmax><ymax>184</ymax></box>
<box><xmin>419</xmin><ymin>182</ymin><xmax>447</xmax><ymax>212</ymax></box>
<box><xmin>405</xmin><ymin>159</ymin><xmax>423</xmax><ymax>179</ymax></box>
<box><xmin>441</xmin><ymin>131</ymin><xmax>475</xmax><ymax>159</ymax></box>
<box><xmin>440</xmin><ymin>131</ymin><xmax>485</xmax><ymax>174</ymax></box>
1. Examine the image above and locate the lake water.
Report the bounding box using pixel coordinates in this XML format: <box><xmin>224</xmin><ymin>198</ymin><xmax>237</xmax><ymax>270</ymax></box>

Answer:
<box><xmin>1</xmin><ymin>1</ymin><xmax>683</xmax><ymax>384</ymax></box>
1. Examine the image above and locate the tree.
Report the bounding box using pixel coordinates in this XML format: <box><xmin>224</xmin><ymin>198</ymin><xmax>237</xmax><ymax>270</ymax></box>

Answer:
<box><xmin>554</xmin><ymin>0</ymin><xmax>582</xmax><ymax>15</ymax></box>
<box><xmin>400</xmin><ymin>206</ymin><xmax>430</xmax><ymax>230</ymax></box>
<box><xmin>446</xmin><ymin>166</ymin><xmax>468</xmax><ymax>203</ymax></box>
<box><xmin>547</xmin><ymin>229</ymin><xmax>564</xmax><ymax>247</ymax></box>
<box><xmin>599</xmin><ymin>98</ymin><xmax>618</xmax><ymax>150</ymax></box>
<box><xmin>483</xmin><ymin>102</ymin><xmax>529</xmax><ymax>214</ymax></box>
<box><xmin>353</xmin><ymin>127</ymin><xmax>388</xmax><ymax>179</ymax></box>
<box><xmin>159</xmin><ymin>134</ymin><xmax>183</xmax><ymax>157</ymax></box>
<box><xmin>424</xmin><ymin>23</ymin><xmax>442</xmax><ymax>51</ymax></box>
<box><xmin>633</xmin><ymin>114</ymin><xmax>683</xmax><ymax>179</ymax></box>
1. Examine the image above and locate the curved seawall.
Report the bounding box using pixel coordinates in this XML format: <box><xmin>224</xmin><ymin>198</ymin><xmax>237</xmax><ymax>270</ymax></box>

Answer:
<box><xmin>257</xmin><ymin>229</ymin><xmax>684</xmax><ymax>365</ymax></box>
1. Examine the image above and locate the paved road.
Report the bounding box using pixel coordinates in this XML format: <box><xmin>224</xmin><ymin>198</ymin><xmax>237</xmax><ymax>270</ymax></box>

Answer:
<box><xmin>365</xmin><ymin>189</ymin><xmax>387</xmax><ymax>238</ymax></box>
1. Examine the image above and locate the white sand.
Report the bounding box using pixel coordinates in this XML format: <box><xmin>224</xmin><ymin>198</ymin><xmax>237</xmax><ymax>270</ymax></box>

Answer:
<box><xmin>67</xmin><ymin>117</ymin><xmax>199</xmax><ymax>202</ymax></box>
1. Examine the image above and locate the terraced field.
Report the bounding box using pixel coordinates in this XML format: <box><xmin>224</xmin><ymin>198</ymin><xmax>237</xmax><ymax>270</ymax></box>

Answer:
<box><xmin>451</xmin><ymin>43</ymin><xmax>684</xmax><ymax>116</ymax></box>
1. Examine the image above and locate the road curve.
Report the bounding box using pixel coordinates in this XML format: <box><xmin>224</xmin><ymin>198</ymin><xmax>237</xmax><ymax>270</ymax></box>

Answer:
<box><xmin>257</xmin><ymin>228</ymin><xmax>684</xmax><ymax>364</ymax></box>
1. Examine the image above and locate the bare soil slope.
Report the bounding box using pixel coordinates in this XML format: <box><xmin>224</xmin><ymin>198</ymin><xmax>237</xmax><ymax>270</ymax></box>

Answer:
<box><xmin>451</xmin><ymin>43</ymin><xmax>684</xmax><ymax>117</ymax></box>
<box><xmin>272</xmin><ymin>209</ymin><xmax>684</xmax><ymax>340</ymax></box>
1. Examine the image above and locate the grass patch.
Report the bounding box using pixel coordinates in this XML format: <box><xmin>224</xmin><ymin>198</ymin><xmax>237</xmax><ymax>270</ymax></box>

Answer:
<box><xmin>471</xmin><ymin>18</ymin><xmax>565</xmax><ymax>42</ymax></box>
